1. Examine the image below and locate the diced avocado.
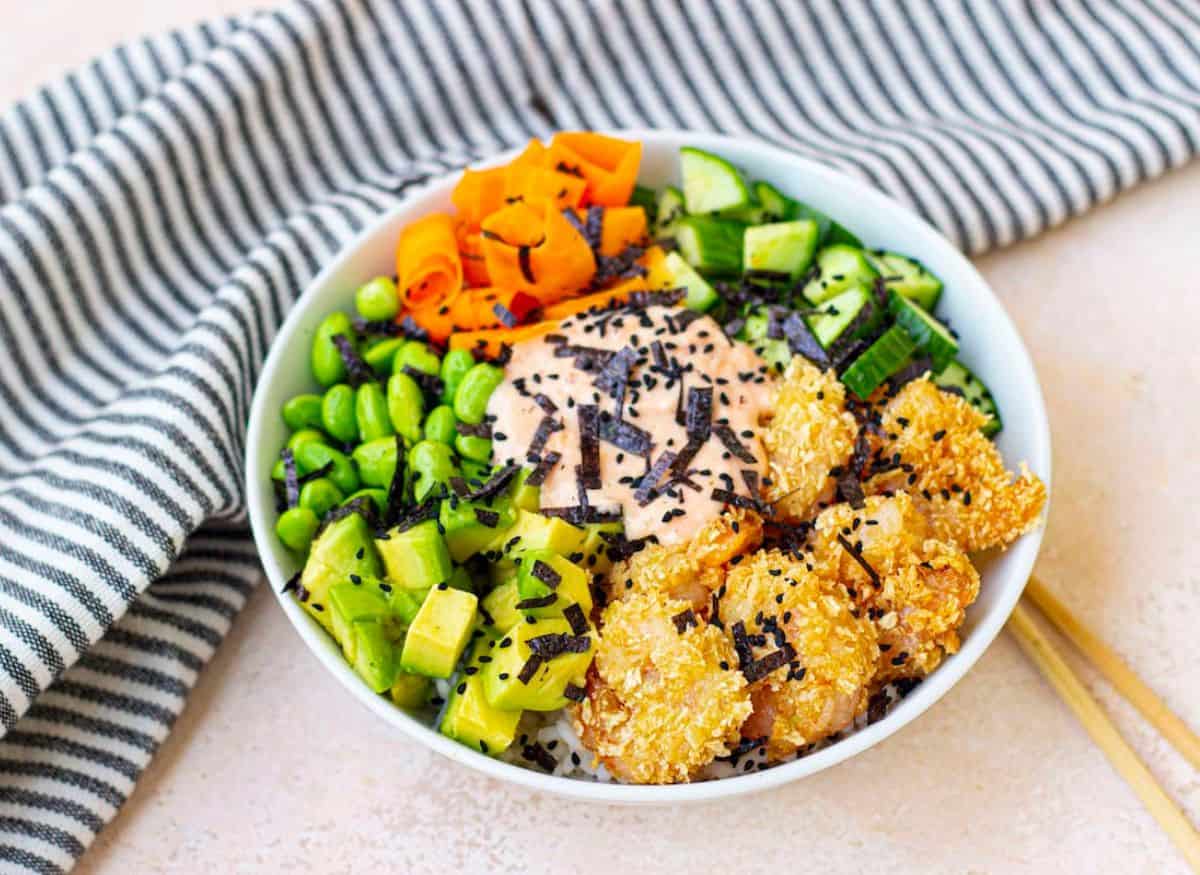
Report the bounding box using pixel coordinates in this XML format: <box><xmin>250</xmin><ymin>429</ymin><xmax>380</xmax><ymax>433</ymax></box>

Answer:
<box><xmin>351</xmin><ymin>619</ymin><xmax>396</xmax><ymax>693</ymax></box>
<box><xmin>507</xmin><ymin>468</ymin><xmax>542</xmax><ymax>513</ymax></box>
<box><xmin>482</xmin><ymin>617</ymin><xmax>594</xmax><ymax>712</ymax></box>
<box><xmin>375</xmin><ymin>519</ymin><xmax>452</xmax><ymax>592</ymax></box>
<box><xmin>440</xmin><ymin>497</ymin><xmax>517</xmax><ymax>562</ymax></box>
<box><xmin>399</xmin><ymin>585</ymin><xmax>479</xmax><ymax>678</ymax></box>
<box><xmin>298</xmin><ymin>511</ymin><xmax>382</xmax><ymax>634</ymax></box>
<box><xmin>485</xmin><ymin>511</ymin><xmax>588</xmax><ymax>582</ymax></box>
<box><xmin>328</xmin><ymin>581</ymin><xmax>391</xmax><ymax>663</ymax></box>
<box><xmin>390</xmin><ymin>672</ymin><xmax>431</xmax><ymax>709</ymax></box>
<box><xmin>515</xmin><ymin>551</ymin><xmax>593</xmax><ymax>619</ymax></box>
<box><xmin>481</xmin><ymin>579</ymin><xmax>522</xmax><ymax>633</ymax></box>
<box><xmin>448</xmin><ymin>565</ymin><xmax>475</xmax><ymax>594</ymax></box>
<box><xmin>391</xmin><ymin>588</ymin><xmax>426</xmax><ymax>625</ymax></box>
<box><xmin>579</xmin><ymin>521</ymin><xmax>622</xmax><ymax>575</ymax></box>
<box><xmin>440</xmin><ymin>642</ymin><xmax>522</xmax><ymax>756</ymax></box>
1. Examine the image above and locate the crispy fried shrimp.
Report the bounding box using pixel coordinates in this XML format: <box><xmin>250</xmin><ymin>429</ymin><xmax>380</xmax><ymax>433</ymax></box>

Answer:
<box><xmin>760</xmin><ymin>359</ymin><xmax>858</xmax><ymax>522</ymax></box>
<box><xmin>812</xmin><ymin>494</ymin><xmax>980</xmax><ymax>682</ymax></box>
<box><xmin>866</xmin><ymin>378</ymin><xmax>1046</xmax><ymax>553</ymax></box>
<box><xmin>608</xmin><ymin>510</ymin><xmax>762</xmax><ymax>611</ymax></box>
<box><xmin>719</xmin><ymin>550</ymin><xmax>878</xmax><ymax>760</ymax></box>
<box><xmin>573</xmin><ymin>591</ymin><xmax>751</xmax><ymax>783</ymax></box>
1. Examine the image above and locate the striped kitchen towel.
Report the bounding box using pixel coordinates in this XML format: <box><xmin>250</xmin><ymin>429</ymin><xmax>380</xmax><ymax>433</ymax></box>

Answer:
<box><xmin>0</xmin><ymin>0</ymin><xmax>1196</xmax><ymax>870</ymax></box>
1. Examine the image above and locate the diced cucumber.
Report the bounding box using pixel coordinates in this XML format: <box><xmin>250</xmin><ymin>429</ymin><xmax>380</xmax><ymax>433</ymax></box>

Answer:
<box><xmin>867</xmin><ymin>250</ymin><xmax>943</xmax><ymax>311</ymax></box>
<box><xmin>679</xmin><ymin>147</ymin><xmax>751</xmax><ymax>214</ymax></box>
<box><xmin>806</xmin><ymin>286</ymin><xmax>883</xmax><ymax>349</ymax></box>
<box><xmin>887</xmin><ymin>292</ymin><xmax>959</xmax><ymax>371</ymax></box>
<box><xmin>801</xmin><ymin>244</ymin><xmax>879</xmax><ymax>304</ymax></box>
<box><xmin>935</xmin><ymin>360</ymin><xmax>1002</xmax><ymax>437</ymax></box>
<box><xmin>841</xmin><ymin>325</ymin><xmax>917</xmax><ymax>399</ymax></box>
<box><xmin>674</xmin><ymin>216</ymin><xmax>744</xmax><ymax>275</ymax></box>
<box><xmin>753</xmin><ymin>181</ymin><xmax>799</xmax><ymax>222</ymax></box>
<box><xmin>742</xmin><ymin>220</ymin><xmax>819</xmax><ymax>280</ymax></box>
<box><xmin>654</xmin><ymin>185</ymin><xmax>686</xmax><ymax>238</ymax></box>
<box><xmin>629</xmin><ymin>184</ymin><xmax>658</xmax><ymax>220</ymax></box>
<box><xmin>661</xmin><ymin>251</ymin><xmax>719</xmax><ymax>312</ymax></box>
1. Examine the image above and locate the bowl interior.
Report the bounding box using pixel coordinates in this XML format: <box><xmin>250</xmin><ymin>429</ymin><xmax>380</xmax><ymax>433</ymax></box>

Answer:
<box><xmin>245</xmin><ymin>129</ymin><xmax>1050</xmax><ymax>803</ymax></box>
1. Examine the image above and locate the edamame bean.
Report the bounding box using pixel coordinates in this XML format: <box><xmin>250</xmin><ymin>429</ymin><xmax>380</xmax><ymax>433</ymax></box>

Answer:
<box><xmin>311</xmin><ymin>311</ymin><xmax>355</xmax><ymax>387</ymax></box>
<box><xmin>455</xmin><ymin>432</ymin><xmax>493</xmax><ymax>463</ymax></box>
<box><xmin>287</xmin><ymin>428</ymin><xmax>328</xmax><ymax>453</ymax></box>
<box><xmin>276</xmin><ymin>506</ymin><xmax>320</xmax><ymax>552</ymax></box>
<box><xmin>363</xmin><ymin>337</ymin><xmax>405</xmax><ymax>376</ymax></box>
<box><xmin>352</xmin><ymin>437</ymin><xmax>400</xmax><ymax>488</ymax></box>
<box><xmin>299</xmin><ymin>477</ymin><xmax>344</xmax><ymax>519</ymax></box>
<box><xmin>282</xmin><ymin>394</ymin><xmax>324</xmax><ymax>431</ymax></box>
<box><xmin>343</xmin><ymin>488</ymin><xmax>388</xmax><ymax>516</ymax></box>
<box><xmin>294</xmin><ymin>441</ymin><xmax>360</xmax><ymax>494</ymax></box>
<box><xmin>321</xmin><ymin>384</ymin><xmax>359</xmax><ymax>445</ymax></box>
<box><xmin>423</xmin><ymin>404</ymin><xmax>458</xmax><ymax>444</ymax></box>
<box><xmin>453</xmin><ymin>362</ymin><xmax>504</xmax><ymax>424</ymax></box>
<box><xmin>386</xmin><ymin>371</ymin><xmax>425</xmax><ymax>444</ymax></box>
<box><xmin>440</xmin><ymin>348</ymin><xmax>475</xmax><ymax>404</ymax></box>
<box><xmin>395</xmin><ymin>340</ymin><xmax>441</xmax><ymax>379</ymax></box>
<box><xmin>355</xmin><ymin>382</ymin><xmax>394</xmax><ymax>443</ymax></box>
<box><xmin>408</xmin><ymin>439</ymin><xmax>460</xmax><ymax>501</ymax></box>
<box><xmin>355</xmin><ymin>276</ymin><xmax>400</xmax><ymax>322</ymax></box>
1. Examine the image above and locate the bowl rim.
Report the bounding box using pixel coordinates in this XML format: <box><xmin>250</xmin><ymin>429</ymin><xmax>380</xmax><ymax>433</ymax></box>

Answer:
<box><xmin>245</xmin><ymin>128</ymin><xmax>1051</xmax><ymax>804</ymax></box>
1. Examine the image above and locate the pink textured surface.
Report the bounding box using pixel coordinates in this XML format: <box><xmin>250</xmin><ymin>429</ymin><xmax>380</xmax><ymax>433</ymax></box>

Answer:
<box><xmin>4</xmin><ymin>3</ymin><xmax>1197</xmax><ymax>872</ymax></box>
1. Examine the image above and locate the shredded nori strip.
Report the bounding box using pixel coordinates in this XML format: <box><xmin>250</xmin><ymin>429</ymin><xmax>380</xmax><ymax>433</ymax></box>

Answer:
<box><xmin>649</xmin><ymin>339</ymin><xmax>670</xmax><ymax>373</ymax></box>
<box><xmin>515</xmin><ymin>594</ymin><xmax>557</xmax><ymax>610</ymax></box>
<box><xmin>384</xmin><ymin>434</ymin><xmax>408</xmax><ymax>526</ymax></box>
<box><xmin>397</xmin><ymin>315</ymin><xmax>430</xmax><ymax>342</ymax></box>
<box><xmin>457</xmin><ymin>463</ymin><xmax>521</xmax><ymax>503</ymax></box>
<box><xmin>836</xmin><ymin>474</ymin><xmax>867</xmax><ymax>509</ymax></box>
<box><xmin>713</xmin><ymin>423</ymin><xmax>757</xmax><ymax>463</ymax></box>
<box><xmin>281</xmin><ymin>569</ymin><xmax>302</xmax><ymax>595</ymax></box>
<box><xmin>281</xmin><ymin>448</ymin><xmax>300</xmax><ymax>509</ymax></box>
<box><xmin>671</xmin><ymin>608</ymin><xmax>698</xmax><ymax>634</ymax></box>
<box><xmin>521</xmin><ymin>741</ymin><xmax>557</xmax><ymax>772</ymax></box>
<box><xmin>584</xmin><ymin>206</ymin><xmax>604</xmax><ymax>249</ymax></box>
<box><xmin>563</xmin><ymin>603</ymin><xmax>588</xmax><ymax>636</ymax></box>
<box><xmin>527</xmin><ymin>633</ymin><xmax>591</xmax><ymax>658</ymax></box>
<box><xmin>742</xmin><ymin>643</ymin><xmax>798</xmax><ymax>683</ymax></box>
<box><xmin>541</xmin><ymin>505</ymin><xmax>622</xmax><ymax>525</ymax></box>
<box><xmin>297</xmin><ymin>461</ymin><xmax>334</xmax><ymax>486</ymax></box>
<box><xmin>731</xmin><ymin>621</ymin><xmax>753</xmax><ymax>669</ymax></box>
<box><xmin>534</xmin><ymin>392</ymin><xmax>558</xmax><ymax>415</ymax></box>
<box><xmin>517</xmin><ymin>656</ymin><xmax>543</xmax><ymax>685</ymax></box>
<box><xmin>493</xmin><ymin>301</ymin><xmax>519</xmax><ymax>328</ymax></box>
<box><xmin>331</xmin><ymin>334</ymin><xmax>374</xmax><ymax>387</ymax></box>
<box><xmin>599</xmin><ymin>530</ymin><xmax>651</xmax><ymax>562</ymax></box>
<box><xmin>634</xmin><ymin>450</ymin><xmax>676</xmax><ymax>505</ymax></box>
<box><xmin>524</xmin><ymin>450</ymin><xmax>561</xmax><ymax>487</ymax></box>
<box><xmin>684</xmin><ymin>386</ymin><xmax>714</xmax><ymax>441</ymax></box>
<box><xmin>351</xmin><ymin>317</ymin><xmax>404</xmax><ymax>337</ymax></box>
<box><xmin>837</xmin><ymin>534</ymin><xmax>882</xmax><ymax>588</ymax></box>
<box><xmin>456</xmin><ymin>420</ymin><xmax>492</xmax><ymax>439</ymax></box>
<box><xmin>563</xmin><ymin>682</ymin><xmax>586</xmax><ymax>703</ymax></box>
<box><xmin>782</xmin><ymin>312</ymin><xmax>830</xmax><ymax>368</ymax></box>
<box><xmin>577</xmin><ymin>406</ymin><xmax>602</xmax><ymax>489</ymax></box>
<box><xmin>723</xmin><ymin>317</ymin><xmax>746</xmax><ymax>338</ymax></box>
<box><xmin>526</xmin><ymin>415</ymin><xmax>564</xmax><ymax>461</ymax></box>
<box><xmin>474</xmin><ymin>508</ymin><xmax>501</xmax><ymax>528</ymax></box>
<box><xmin>402</xmin><ymin>364</ymin><xmax>444</xmax><ymax>398</ymax></box>
<box><xmin>530</xmin><ymin>559</ymin><xmax>562</xmax><ymax>590</ymax></box>
<box><xmin>448</xmin><ymin>476</ymin><xmax>470</xmax><ymax>498</ymax></box>
<box><xmin>593</xmin><ymin>345</ymin><xmax>637</xmax><ymax>401</ymax></box>
<box><xmin>597</xmin><ymin>411</ymin><xmax>652</xmax><ymax>457</ymax></box>
<box><xmin>627</xmin><ymin>287</ymin><xmax>686</xmax><ymax>310</ymax></box>
<box><xmin>561</xmin><ymin>208</ymin><xmax>586</xmax><ymax>237</ymax></box>
<box><xmin>393</xmin><ymin>495</ymin><xmax>440</xmax><ymax>533</ymax></box>
<box><xmin>711</xmin><ymin>488</ymin><xmax>768</xmax><ymax>514</ymax></box>
<box><xmin>317</xmin><ymin>496</ymin><xmax>376</xmax><ymax>537</ymax></box>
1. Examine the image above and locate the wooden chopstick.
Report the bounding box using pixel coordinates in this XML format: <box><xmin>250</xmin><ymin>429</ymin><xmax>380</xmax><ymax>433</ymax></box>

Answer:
<box><xmin>1024</xmin><ymin>575</ymin><xmax>1200</xmax><ymax>771</ymax></box>
<box><xmin>1008</xmin><ymin>597</ymin><xmax>1200</xmax><ymax>872</ymax></box>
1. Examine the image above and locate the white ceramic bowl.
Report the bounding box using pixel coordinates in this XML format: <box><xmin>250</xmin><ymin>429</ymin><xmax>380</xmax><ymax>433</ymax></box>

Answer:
<box><xmin>246</xmin><ymin>129</ymin><xmax>1051</xmax><ymax>803</ymax></box>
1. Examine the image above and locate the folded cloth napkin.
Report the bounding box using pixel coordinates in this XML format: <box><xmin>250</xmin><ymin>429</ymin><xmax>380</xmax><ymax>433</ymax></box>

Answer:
<box><xmin>0</xmin><ymin>0</ymin><xmax>1196</xmax><ymax>869</ymax></box>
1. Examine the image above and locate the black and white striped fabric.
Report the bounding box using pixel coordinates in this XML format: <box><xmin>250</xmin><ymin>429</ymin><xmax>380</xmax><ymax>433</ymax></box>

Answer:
<box><xmin>0</xmin><ymin>1</ymin><xmax>1196</xmax><ymax>869</ymax></box>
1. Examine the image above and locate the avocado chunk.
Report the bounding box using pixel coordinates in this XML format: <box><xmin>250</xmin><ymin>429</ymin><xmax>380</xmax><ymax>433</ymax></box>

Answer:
<box><xmin>390</xmin><ymin>672</ymin><xmax>431</xmax><ymax>709</ymax></box>
<box><xmin>578</xmin><ymin>521</ymin><xmax>623</xmax><ymax>576</ymax></box>
<box><xmin>480</xmin><ymin>579</ymin><xmax>522</xmax><ymax>633</ymax></box>
<box><xmin>351</xmin><ymin>619</ymin><xmax>396</xmax><ymax>693</ymax></box>
<box><xmin>486</xmin><ymin>511</ymin><xmax>588</xmax><ymax>583</ymax></box>
<box><xmin>482</xmin><ymin>617</ymin><xmax>594</xmax><ymax>711</ymax></box>
<box><xmin>439</xmin><ymin>641</ymin><xmax>522</xmax><ymax>756</ymax></box>
<box><xmin>507</xmin><ymin>468</ymin><xmax>542</xmax><ymax>513</ymax></box>
<box><xmin>391</xmin><ymin>587</ymin><xmax>426</xmax><ymax>624</ymax></box>
<box><xmin>440</xmin><ymin>497</ymin><xmax>517</xmax><ymax>562</ymax></box>
<box><xmin>375</xmin><ymin>519</ymin><xmax>452</xmax><ymax>592</ymax></box>
<box><xmin>328</xmin><ymin>581</ymin><xmax>390</xmax><ymax>663</ymax></box>
<box><xmin>399</xmin><ymin>585</ymin><xmax>479</xmax><ymax>678</ymax></box>
<box><xmin>299</xmin><ymin>511</ymin><xmax>382</xmax><ymax>634</ymax></box>
<box><xmin>514</xmin><ymin>551</ymin><xmax>593</xmax><ymax>619</ymax></box>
